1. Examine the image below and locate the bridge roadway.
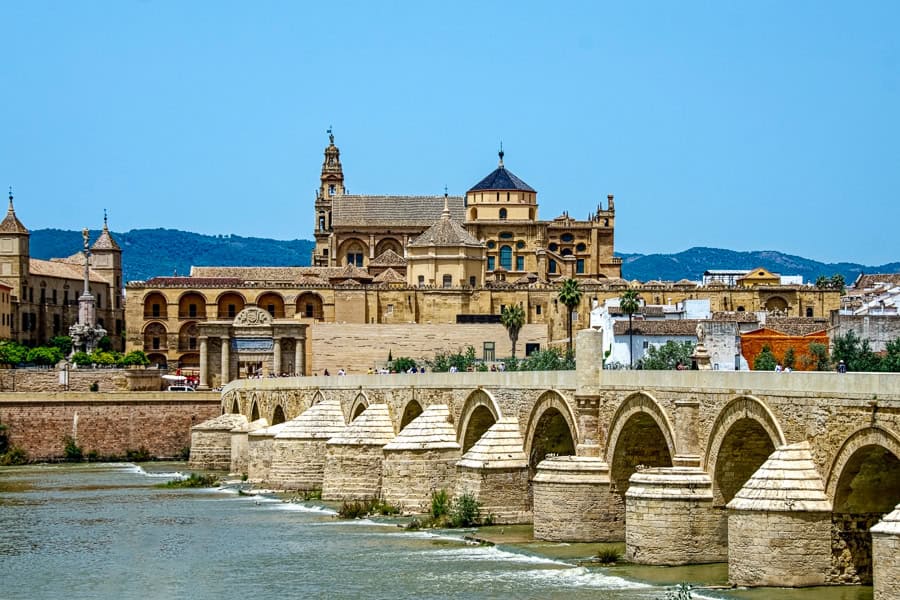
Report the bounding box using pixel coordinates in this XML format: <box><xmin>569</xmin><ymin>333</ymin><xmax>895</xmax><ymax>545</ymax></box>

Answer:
<box><xmin>213</xmin><ymin>330</ymin><xmax>900</xmax><ymax>592</ymax></box>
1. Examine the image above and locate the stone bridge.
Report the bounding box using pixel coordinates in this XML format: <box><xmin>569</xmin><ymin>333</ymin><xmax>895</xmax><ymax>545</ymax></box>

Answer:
<box><xmin>194</xmin><ymin>330</ymin><xmax>900</xmax><ymax>594</ymax></box>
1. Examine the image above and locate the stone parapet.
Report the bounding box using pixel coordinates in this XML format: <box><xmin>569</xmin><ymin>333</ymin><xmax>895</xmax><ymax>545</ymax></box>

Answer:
<box><xmin>625</xmin><ymin>467</ymin><xmax>725</xmax><ymax>564</ymax></box>
<box><xmin>532</xmin><ymin>456</ymin><xmax>622</xmax><ymax>542</ymax></box>
<box><xmin>871</xmin><ymin>504</ymin><xmax>900</xmax><ymax>600</ymax></box>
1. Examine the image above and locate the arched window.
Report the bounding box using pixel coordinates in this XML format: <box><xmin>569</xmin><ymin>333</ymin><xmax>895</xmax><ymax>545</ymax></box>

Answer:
<box><xmin>499</xmin><ymin>208</ymin><xmax>507</xmax><ymax>220</ymax></box>
<box><xmin>499</xmin><ymin>246</ymin><xmax>512</xmax><ymax>270</ymax></box>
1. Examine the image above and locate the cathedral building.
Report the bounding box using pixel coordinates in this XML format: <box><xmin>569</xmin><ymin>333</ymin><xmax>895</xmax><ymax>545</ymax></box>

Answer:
<box><xmin>124</xmin><ymin>134</ymin><xmax>840</xmax><ymax>379</ymax></box>
<box><xmin>0</xmin><ymin>190</ymin><xmax>125</xmax><ymax>350</ymax></box>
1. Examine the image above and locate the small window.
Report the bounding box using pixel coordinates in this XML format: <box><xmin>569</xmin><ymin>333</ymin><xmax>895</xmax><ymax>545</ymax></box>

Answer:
<box><xmin>561</xmin><ymin>233</ymin><xmax>574</xmax><ymax>243</ymax></box>
<box><xmin>328</xmin><ymin>184</ymin><xmax>336</xmax><ymax>195</ymax></box>
<box><xmin>643</xmin><ymin>341</ymin><xmax>649</xmax><ymax>349</ymax></box>
<box><xmin>576</xmin><ymin>259</ymin><xmax>584</xmax><ymax>274</ymax></box>
<box><xmin>64</xmin><ymin>290</ymin><xmax>69</xmax><ymax>305</ymax></box>
<box><xmin>516</xmin><ymin>240</ymin><xmax>525</xmax><ymax>249</ymax></box>
<box><xmin>418</xmin><ymin>275</ymin><xmax>425</xmax><ymax>287</ymax></box>
<box><xmin>305</xmin><ymin>303</ymin><xmax>314</xmax><ymax>317</ymax></box>
<box><xmin>548</xmin><ymin>243</ymin><xmax>558</xmax><ymax>252</ymax></box>
<box><xmin>487</xmin><ymin>240</ymin><xmax>496</xmax><ymax>249</ymax></box>
<box><xmin>499</xmin><ymin>246</ymin><xmax>512</xmax><ymax>270</ymax></box>
<box><xmin>561</xmin><ymin>248</ymin><xmax>573</xmax><ymax>256</ymax></box>
<box><xmin>499</xmin><ymin>208</ymin><xmax>507</xmax><ymax>220</ymax></box>
<box><xmin>737</xmin><ymin>306</ymin><xmax>745</xmax><ymax>312</ymax></box>
<box><xmin>266</xmin><ymin>304</ymin><xmax>275</xmax><ymax>317</ymax></box>
<box><xmin>442</xmin><ymin>274</ymin><xmax>452</xmax><ymax>288</ymax></box>
<box><xmin>52</xmin><ymin>289</ymin><xmax>57</xmax><ymax>304</ymax></box>
<box><xmin>536</xmin><ymin>305</ymin><xmax>542</xmax><ymax>315</ymax></box>
<box><xmin>487</xmin><ymin>256</ymin><xmax>495</xmax><ymax>271</ymax></box>
<box><xmin>576</xmin><ymin>243</ymin><xmax>586</xmax><ymax>252</ymax></box>
<box><xmin>228</xmin><ymin>304</ymin><xmax>236</xmax><ymax>318</ymax></box>
<box><xmin>516</xmin><ymin>256</ymin><xmax>524</xmax><ymax>271</ymax></box>
<box><xmin>499</xmin><ymin>232</ymin><xmax>513</xmax><ymax>239</ymax></box>
<box><xmin>483</xmin><ymin>341</ymin><xmax>495</xmax><ymax>362</ymax></box>
<box><xmin>152</xmin><ymin>337</ymin><xmax>160</xmax><ymax>350</ymax></box>
<box><xmin>188</xmin><ymin>304</ymin><xmax>197</xmax><ymax>317</ymax></box>
<box><xmin>469</xmin><ymin>276</ymin><xmax>476</xmax><ymax>288</ymax></box>
<box><xmin>525</xmin><ymin>343</ymin><xmax>540</xmax><ymax>356</ymax></box>
<box><xmin>386</xmin><ymin>303</ymin><xmax>394</xmax><ymax>315</ymax></box>
<box><xmin>549</xmin><ymin>260</ymin><xmax>557</xmax><ymax>273</ymax></box>
<box><xmin>806</xmin><ymin>307</ymin><xmax>813</xmax><ymax>317</ymax></box>
<box><xmin>189</xmin><ymin>337</ymin><xmax>196</xmax><ymax>350</ymax></box>
<box><xmin>152</xmin><ymin>304</ymin><xmax>160</xmax><ymax>317</ymax></box>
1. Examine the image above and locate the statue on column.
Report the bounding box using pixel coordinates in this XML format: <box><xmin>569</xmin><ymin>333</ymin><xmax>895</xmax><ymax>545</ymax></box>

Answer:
<box><xmin>69</xmin><ymin>227</ymin><xmax>107</xmax><ymax>356</ymax></box>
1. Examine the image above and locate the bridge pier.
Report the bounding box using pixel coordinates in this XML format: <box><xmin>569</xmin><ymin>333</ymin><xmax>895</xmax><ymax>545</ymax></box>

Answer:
<box><xmin>322</xmin><ymin>404</ymin><xmax>396</xmax><ymax>501</ymax></box>
<box><xmin>625</xmin><ymin>467</ymin><xmax>725</xmax><ymax>564</ymax></box>
<box><xmin>533</xmin><ymin>456</ymin><xmax>622</xmax><ymax>541</ymax></box>
<box><xmin>229</xmin><ymin>417</ymin><xmax>268</xmax><ymax>476</ymax></box>
<box><xmin>872</xmin><ymin>503</ymin><xmax>900</xmax><ymax>600</ymax></box>
<box><xmin>189</xmin><ymin>414</ymin><xmax>248</xmax><ymax>470</ymax></box>
<box><xmin>247</xmin><ymin>422</ymin><xmax>287</xmax><ymax>485</ymax></box>
<box><xmin>268</xmin><ymin>398</ymin><xmax>346</xmax><ymax>491</ymax></box>
<box><xmin>727</xmin><ymin>442</ymin><xmax>833</xmax><ymax>587</ymax></box>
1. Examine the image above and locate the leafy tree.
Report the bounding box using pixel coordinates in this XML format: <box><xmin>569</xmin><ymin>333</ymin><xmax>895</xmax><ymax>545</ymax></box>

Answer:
<box><xmin>619</xmin><ymin>289</ymin><xmax>641</xmax><ymax>369</ymax></box>
<box><xmin>0</xmin><ymin>341</ymin><xmax>28</xmax><ymax>366</ymax></box>
<box><xmin>26</xmin><ymin>346</ymin><xmax>64</xmax><ymax>366</ymax></box>
<box><xmin>71</xmin><ymin>351</ymin><xmax>93</xmax><ymax>367</ymax></box>
<box><xmin>391</xmin><ymin>356</ymin><xmax>417</xmax><ymax>372</ymax></box>
<box><xmin>49</xmin><ymin>336</ymin><xmax>73</xmax><ymax>356</ymax></box>
<box><xmin>511</xmin><ymin>348</ymin><xmax>575</xmax><ymax>371</ymax></box>
<box><xmin>557</xmin><ymin>278</ymin><xmax>582</xmax><ymax>355</ymax></box>
<box><xmin>806</xmin><ymin>342</ymin><xmax>831</xmax><ymax>371</ymax></box>
<box><xmin>753</xmin><ymin>345</ymin><xmax>777</xmax><ymax>371</ymax></box>
<box><xmin>98</xmin><ymin>336</ymin><xmax>113</xmax><ymax>352</ymax></box>
<box><xmin>638</xmin><ymin>341</ymin><xmax>694</xmax><ymax>370</ymax></box>
<box><xmin>119</xmin><ymin>350</ymin><xmax>151</xmax><ymax>367</ymax></box>
<box><xmin>832</xmin><ymin>330</ymin><xmax>882</xmax><ymax>372</ymax></box>
<box><xmin>883</xmin><ymin>338</ymin><xmax>900</xmax><ymax>373</ymax></box>
<box><xmin>815</xmin><ymin>273</ymin><xmax>846</xmax><ymax>292</ymax></box>
<box><xmin>90</xmin><ymin>350</ymin><xmax>118</xmax><ymax>366</ymax></box>
<box><xmin>429</xmin><ymin>346</ymin><xmax>478</xmax><ymax>372</ymax></box>
<box><xmin>500</xmin><ymin>304</ymin><xmax>526</xmax><ymax>359</ymax></box>
<box><xmin>782</xmin><ymin>347</ymin><xmax>796</xmax><ymax>370</ymax></box>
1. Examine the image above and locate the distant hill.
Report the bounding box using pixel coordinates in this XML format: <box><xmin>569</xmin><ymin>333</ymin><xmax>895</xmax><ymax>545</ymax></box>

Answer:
<box><xmin>618</xmin><ymin>247</ymin><xmax>900</xmax><ymax>284</ymax></box>
<box><xmin>30</xmin><ymin>228</ymin><xmax>314</xmax><ymax>283</ymax></box>
<box><xmin>29</xmin><ymin>229</ymin><xmax>897</xmax><ymax>285</ymax></box>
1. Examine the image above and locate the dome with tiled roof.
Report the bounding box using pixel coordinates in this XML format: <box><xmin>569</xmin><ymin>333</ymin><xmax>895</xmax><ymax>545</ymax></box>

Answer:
<box><xmin>0</xmin><ymin>190</ymin><xmax>28</xmax><ymax>234</ymax></box>
<box><xmin>408</xmin><ymin>195</ymin><xmax>484</xmax><ymax>248</ymax></box>
<box><xmin>467</xmin><ymin>150</ymin><xmax>535</xmax><ymax>193</ymax></box>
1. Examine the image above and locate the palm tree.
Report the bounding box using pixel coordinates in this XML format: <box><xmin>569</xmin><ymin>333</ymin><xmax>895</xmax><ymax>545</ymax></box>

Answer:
<box><xmin>501</xmin><ymin>304</ymin><xmax>526</xmax><ymax>360</ymax></box>
<box><xmin>620</xmin><ymin>289</ymin><xmax>641</xmax><ymax>369</ymax></box>
<box><xmin>557</xmin><ymin>278</ymin><xmax>582</xmax><ymax>354</ymax></box>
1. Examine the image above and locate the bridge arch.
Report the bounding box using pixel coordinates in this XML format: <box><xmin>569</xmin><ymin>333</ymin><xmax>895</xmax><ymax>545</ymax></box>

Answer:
<box><xmin>399</xmin><ymin>399</ymin><xmax>423</xmax><ymax>431</ymax></box>
<box><xmin>524</xmin><ymin>390</ymin><xmax>579</xmax><ymax>474</ymax></box>
<box><xmin>271</xmin><ymin>405</ymin><xmax>286</xmax><ymax>425</ymax></box>
<box><xmin>705</xmin><ymin>395</ymin><xmax>785</xmax><ymax>506</ymax></box>
<box><xmin>607</xmin><ymin>391</ymin><xmax>676</xmax><ymax>498</ymax></box>
<box><xmin>311</xmin><ymin>390</ymin><xmax>325</xmax><ymax>406</ymax></box>
<box><xmin>350</xmin><ymin>392</ymin><xmax>370</xmax><ymax>422</ymax></box>
<box><xmin>229</xmin><ymin>394</ymin><xmax>240</xmax><ymax>415</ymax></box>
<box><xmin>458</xmin><ymin>389</ymin><xmax>501</xmax><ymax>453</ymax></box>
<box><xmin>250</xmin><ymin>396</ymin><xmax>260</xmax><ymax>422</ymax></box>
<box><xmin>826</xmin><ymin>427</ymin><xmax>900</xmax><ymax>584</ymax></box>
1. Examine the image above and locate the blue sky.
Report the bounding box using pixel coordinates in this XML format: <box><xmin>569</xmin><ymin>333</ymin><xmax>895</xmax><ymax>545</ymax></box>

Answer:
<box><xmin>1</xmin><ymin>1</ymin><xmax>898</xmax><ymax>265</ymax></box>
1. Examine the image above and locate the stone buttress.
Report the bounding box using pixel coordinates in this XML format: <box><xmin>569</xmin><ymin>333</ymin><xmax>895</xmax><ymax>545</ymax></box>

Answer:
<box><xmin>381</xmin><ymin>404</ymin><xmax>461</xmax><ymax>512</ymax></box>
<box><xmin>268</xmin><ymin>399</ymin><xmax>346</xmax><ymax>491</ymax></box>
<box><xmin>871</xmin><ymin>503</ymin><xmax>900</xmax><ymax>600</ymax></box>
<box><xmin>727</xmin><ymin>441</ymin><xmax>832</xmax><ymax>587</ymax></box>
<box><xmin>230</xmin><ymin>418</ymin><xmax>268</xmax><ymax>476</ymax></box>
<box><xmin>456</xmin><ymin>417</ymin><xmax>530</xmax><ymax>524</ymax></box>
<box><xmin>625</xmin><ymin>467</ymin><xmax>723</xmax><ymax>564</ymax></box>
<box><xmin>247</xmin><ymin>421</ymin><xmax>288</xmax><ymax>486</ymax></box>
<box><xmin>189</xmin><ymin>413</ymin><xmax>248</xmax><ymax>470</ymax></box>
<box><xmin>322</xmin><ymin>404</ymin><xmax>396</xmax><ymax>501</ymax></box>
<box><xmin>532</xmin><ymin>456</ymin><xmax>621</xmax><ymax>542</ymax></box>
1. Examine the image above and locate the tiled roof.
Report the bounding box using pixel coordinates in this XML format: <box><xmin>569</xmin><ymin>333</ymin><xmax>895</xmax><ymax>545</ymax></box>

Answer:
<box><xmin>330</xmin><ymin>263</ymin><xmax>372</xmax><ymax>281</ymax></box>
<box><xmin>853</xmin><ymin>273</ymin><xmax>900</xmax><ymax>290</ymax></box>
<box><xmin>370</xmin><ymin>249</ymin><xmax>407</xmax><ymax>267</ymax></box>
<box><xmin>766</xmin><ymin>317</ymin><xmax>829</xmax><ymax>337</ymax></box>
<box><xmin>143</xmin><ymin>276</ymin><xmax>244</xmax><ymax>287</ymax></box>
<box><xmin>468</xmin><ymin>165</ymin><xmax>535</xmax><ymax>193</ymax></box>
<box><xmin>332</xmin><ymin>195</ymin><xmax>465</xmax><ymax>227</ymax></box>
<box><xmin>373</xmin><ymin>268</ymin><xmax>406</xmax><ymax>283</ymax></box>
<box><xmin>0</xmin><ymin>199</ymin><xmax>28</xmax><ymax>234</ymax></box>
<box><xmin>712</xmin><ymin>311</ymin><xmax>760</xmax><ymax>323</ymax></box>
<box><xmin>613</xmin><ymin>319</ymin><xmax>704</xmax><ymax>336</ymax></box>
<box><xmin>29</xmin><ymin>258</ymin><xmax>107</xmax><ymax>283</ymax></box>
<box><xmin>191</xmin><ymin>266</ymin><xmax>344</xmax><ymax>281</ymax></box>
<box><xmin>408</xmin><ymin>212</ymin><xmax>483</xmax><ymax>248</ymax></box>
<box><xmin>91</xmin><ymin>224</ymin><xmax>121</xmax><ymax>251</ymax></box>
<box><xmin>295</xmin><ymin>275</ymin><xmax>329</xmax><ymax>286</ymax></box>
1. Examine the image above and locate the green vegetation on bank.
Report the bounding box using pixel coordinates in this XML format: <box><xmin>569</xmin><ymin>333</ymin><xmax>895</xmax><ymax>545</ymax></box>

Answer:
<box><xmin>337</xmin><ymin>497</ymin><xmax>400</xmax><ymax>519</ymax></box>
<box><xmin>159</xmin><ymin>473</ymin><xmax>220</xmax><ymax>488</ymax></box>
<box><xmin>0</xmin><ymin>421</ymin><xmax>28</xmax><ymax>465</ymax></box>
<box><xmin>404</xmin><ymin>489</ymin><xmax>493</xmax><ymax>530</ymax></box>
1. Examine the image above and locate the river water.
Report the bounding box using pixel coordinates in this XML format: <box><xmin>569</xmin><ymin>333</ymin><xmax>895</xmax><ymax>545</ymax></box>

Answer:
<box><xmin>0</xmin><ymin>463</ymin><xmax>872</xmax><ymax>600</ymax></box>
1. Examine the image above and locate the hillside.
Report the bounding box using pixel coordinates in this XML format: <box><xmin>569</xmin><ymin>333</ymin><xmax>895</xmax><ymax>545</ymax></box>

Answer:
<box><xmin>30</xmin><ymin>228</ymin><xmax>314</xmax><ymax>283</ymax></box>
<box><xmin>28</xmin><ymin>228</ymin><xmax>897</xmax><ymax>285</ymax></box>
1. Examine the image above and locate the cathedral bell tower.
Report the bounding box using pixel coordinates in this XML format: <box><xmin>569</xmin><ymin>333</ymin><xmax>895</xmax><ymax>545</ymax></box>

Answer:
<box><xmin>312</xmin><ymin>128</ymin><xmax>344</xmax><ymax>267</ymax></box>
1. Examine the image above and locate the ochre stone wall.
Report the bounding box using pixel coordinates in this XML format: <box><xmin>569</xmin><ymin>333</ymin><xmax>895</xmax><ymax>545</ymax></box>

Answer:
<box><xmin>626</xmin><ymin>497</ymin><xmax>725</xmax><ymax>564</ymax></box>
<box><xmin>456</xmin><ymin>466</ymin><xmax>531</xmax><ymax>524</ymax></box>
<box><xmin>247</xmin><ymin>433</ymin><xmax>276</xmax><ymax>484</ymax></box>
<box><xmin>728</xmin><ymin>510</ymin><xmax>832</xmax><ymax>587</ymax></box>
<box><xmin>873</xmin><ymin>531</ymin><xmax>900</xmax><ymax>600</ymax></box>
<box><xmin>0</xmin><ymin>392</ymin><xmax>220</xmax><ymax>460</ymax></box>
<box><xmin>189</xmin><ymin>428</ymin><xmax>233</xmax><ymax>470</ymax></box>
<box><xmin>0</xmin><ymin>368</ymin><xmax>129</xmax><ymax>393</ymax></box>
<box><xmin>268</xmin><ymin>438</ymin><xmax>329</xmax><ymax>491</ymax></box>
<box><xmin>381</xmin><ymin>448</ymin><xmax>460</xmax><ymax>512</ymax></box>
<box><xmin>322</xmin><ymin>444</ymin><xmax>385</xmax><ymax>501</ymax></box>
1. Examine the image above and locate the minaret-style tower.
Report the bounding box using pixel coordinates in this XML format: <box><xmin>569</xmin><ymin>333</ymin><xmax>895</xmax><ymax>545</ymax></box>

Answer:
<box><xmin>0</xmin><ymin>187</ymin><xmax>31</xmax><ymax>303</ymax></box>
<box><xmin>312</xmin><ymin>127</ymin><xmax>344</xmax><ymax>267</ymax></box>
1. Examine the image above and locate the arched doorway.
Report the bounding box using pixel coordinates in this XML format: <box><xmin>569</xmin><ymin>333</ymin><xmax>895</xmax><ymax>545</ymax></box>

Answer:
<box><xmin>765</xmin><ymin>296</ymin><xmax>789</xmax><ymax>313</ymax></box>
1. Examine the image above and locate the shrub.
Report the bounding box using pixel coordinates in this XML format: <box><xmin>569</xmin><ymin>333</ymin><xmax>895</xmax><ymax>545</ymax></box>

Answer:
<box><xmin>71</xmin><ymin>351</ymin><xmax>92</xmax><ymax>367</ymax></box>
<box><xmin>450</xmin><ymin>492</ymin><xmax>481</xmax><ymax>527</ymax></box>
<box><xmin>63</xmin><ymin>435</ymin><xmax>83</xmax><ymax>462</ymax></box>
<box><xmin>125</xmin><ymin>447</ymin><xmax>151</xmax><ymax>462</ymax></box>
<box><xmin>429</xmin><ymin>346</ymin><xmax>478</xmax><ymax>373</ymax></box>
<box><xmin>752</xmin><ymin>345</ymin><xmax>777</xmax><ymax>371</ymax></box>
<box><xmin>89</xmin><ymin>381</ymin><xmax>100</xmax><ymax>392</ymax></box>
<box><xmin>159</xmin><ymin>472</ymin><xmax>219</xmax><ymax>488</ymax></box>
<box><xmin>596</xmin><ymin>547</ymin><xmax>620</xmax><ymax>564</ymax></box>
<box><xmin>49</xmin><ymin>336</ymin><xmax>73</xmax><ymax>356</ymax></box>
<box><xmin>25</xmin><ymin>346</ymin><xmax>63</xmax><ymax>366</ymax></box>
<box><xmin>90</xmin><ymin>351</ymin><xmax>117</xmax><ymax>366</ymax></box>
<box><xmin>404</xmin><ymin>518</ymin><xmax>422</xmax><ymax>531</ymax></box>
<box><xmin>391</xmin><ymin>356</ymin><xmax>417</xmax><ymax>373</ymax></box>
<box><xmin>0</xmin><ymin>446</ymin><xmax>28</xmax><ymax>465</ymax></box>
<box><xmin>119</xmin><ymin>350</ymin><xmax>151</xmax><ymax>367</ymax></box>
<box><xmin>0</xmin><ymin>341</ymin><xmax>28</xmax><ymax>366</ymax></box>
<box><xmin>337</xmin><ymin>497</ymin><xmax>400</xmax><ymax>519</ymax></box>
<box><xmin>431</xmin><ymin>489</ymin><xmax>450</xmax><ymax>519</ymax></box>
